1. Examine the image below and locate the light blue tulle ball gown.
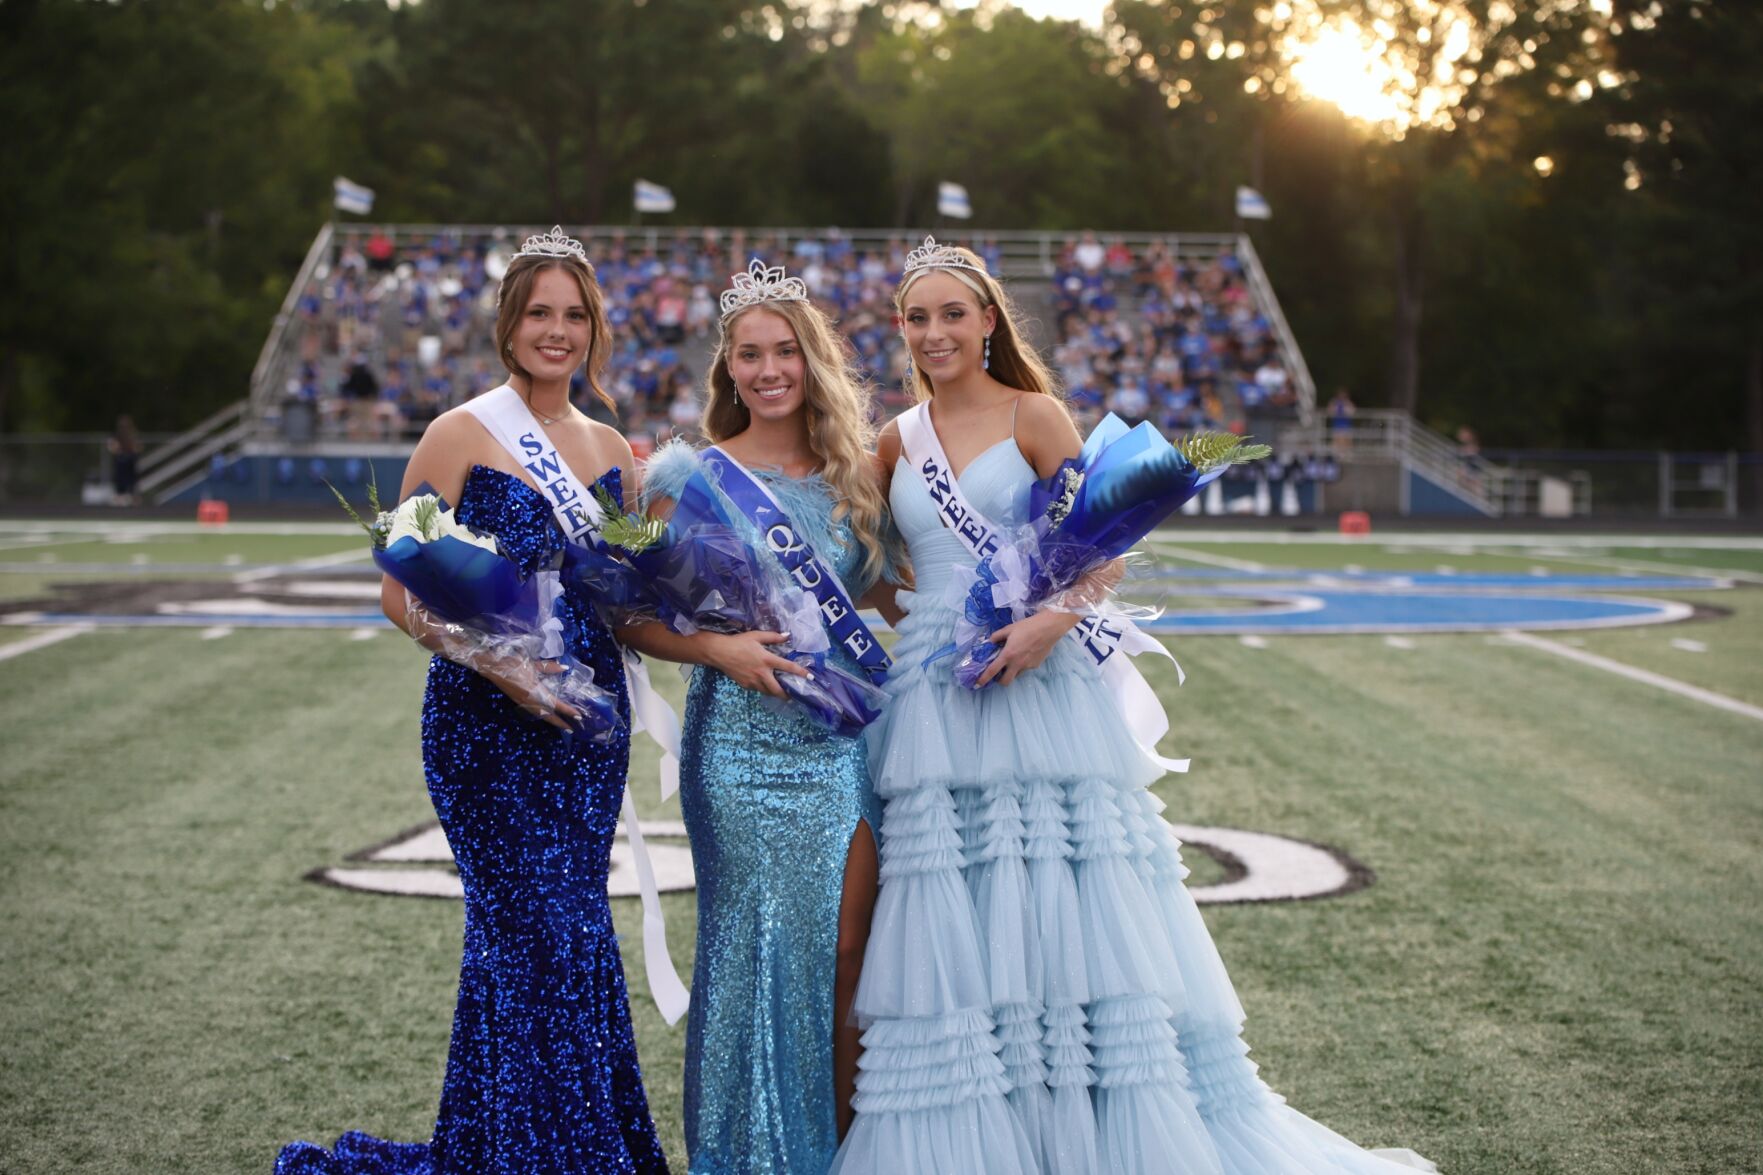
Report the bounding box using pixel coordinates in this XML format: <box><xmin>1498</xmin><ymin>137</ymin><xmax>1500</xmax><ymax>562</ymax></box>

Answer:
<box><xmin>644</xmin><ymin>442</ymin><xmax>887</xmax><ymax>1175</ymax></box>
<box><xmin>830</xmin><ymin>433</ymin><xmax>1436</xmax><ymax>1175</ymax></box>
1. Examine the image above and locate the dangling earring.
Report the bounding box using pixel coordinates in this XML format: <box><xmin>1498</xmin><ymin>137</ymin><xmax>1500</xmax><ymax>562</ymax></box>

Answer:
<box><xmin>983</xmin><ymin>334</ymin><xmax>992</xmax><ymax>370</ymax></box>
<box><xmin>904</xmin><ymin>357</ymin><xmax>916</xmax><ymax>396</ymax></box>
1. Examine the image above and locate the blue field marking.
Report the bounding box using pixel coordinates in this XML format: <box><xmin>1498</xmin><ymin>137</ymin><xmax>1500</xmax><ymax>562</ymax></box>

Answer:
<box><xmin>10</xmin><ymin>611</ymin><xmax>388</xmax><ymax>629</ymax></box>
<box><xmin>1139</xmin><ymin>568</ymin><xmax>1728</xmax><ymax>592</ymax></box>
<box><xmin>1141</xmin><ymin>588</ymin><xmax>1693</xmax><ymax>635</ymax></box>
<box><xmin>0</xmin><ymin>567</ymin><xmax>1723</xmax><ymax>636</ymax></box>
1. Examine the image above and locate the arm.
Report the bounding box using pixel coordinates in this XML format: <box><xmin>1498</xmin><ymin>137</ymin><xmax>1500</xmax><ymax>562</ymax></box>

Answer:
<box><xmin>874</xmin><ymin>418</ymin><xmax>901</xmax><ymax>498</ymax></box>
<box><xmin>865</xmin><ymin>425</ymin><xmax>910</xmax><ymax>629</ymax></box>
<box><xmin>617</xmin><ymin>622</ymin><xmax>809</xmax><ymax>700</ymax></box>
<box><xmin>975</xmin><ymin>395</ymin><xmax>1113</xmax><ymax>688</ymax></box>
<box><xmin>376</xmin><ymin>413</ymin><xmax>581</xmax><ymax>730</ymax></box>
<box><xmin>858</xmin><ymin>580</ymin><xmax>907</xmax><ymax>629</ymax></box>
<box><xmin>614</xmin><ymin>481</ymin><xmax>810</xmax><ymax>700</ymax></box>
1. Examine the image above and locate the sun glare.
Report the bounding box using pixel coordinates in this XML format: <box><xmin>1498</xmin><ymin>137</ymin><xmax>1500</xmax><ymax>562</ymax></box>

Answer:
<box><xmin>1265</xmin><ymin>1</ymin><xmax>1523</xmax><ymax>138</ymax></box>
<box><xmin>1284</xmin><ymin>21</ymin><xmax>1406</xmax><ymax>128</ymax></box>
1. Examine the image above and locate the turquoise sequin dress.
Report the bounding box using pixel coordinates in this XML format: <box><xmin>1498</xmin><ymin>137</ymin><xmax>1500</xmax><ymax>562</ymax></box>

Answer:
<box><xmin>644</xmin><ymin>443</ymin><xmax>886</xmax><ymax>1175</ymax></box>
<box><xmin>831</xmin><ymin>439</ymin><xmax>1433</xmax><ymax>1175</ymax></box>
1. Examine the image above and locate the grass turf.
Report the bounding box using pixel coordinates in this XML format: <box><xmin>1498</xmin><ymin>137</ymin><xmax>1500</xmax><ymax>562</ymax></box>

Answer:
<box><xmin>2</xmin><ymin>534</ymin><xmax>1761</xmax><ymax>1173</ymax></box>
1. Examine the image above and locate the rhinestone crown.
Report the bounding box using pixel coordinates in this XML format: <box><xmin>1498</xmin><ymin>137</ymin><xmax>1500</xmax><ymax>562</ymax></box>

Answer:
<box><xmin>719</xmin><ymin>258</ymin><xmax>810</xmax><ymax>322</ymax></box>
<box><xmin>902</xmin><ymin>235</ymin><xmax>988</xmax><ymax>279</ymax></box>
<box><xmin>513</xmin><ymin>225</ymin><xmax>588</xmax><ymax>263</ymax></box>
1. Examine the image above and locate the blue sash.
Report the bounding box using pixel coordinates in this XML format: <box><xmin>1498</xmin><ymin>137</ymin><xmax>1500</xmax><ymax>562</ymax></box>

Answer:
<box><xmin>699</xmin><ymin>447</ymin><xmax>892</xmax><ymax>685</ymax></box>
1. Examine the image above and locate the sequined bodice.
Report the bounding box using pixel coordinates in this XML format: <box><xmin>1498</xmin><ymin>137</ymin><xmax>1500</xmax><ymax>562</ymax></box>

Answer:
<box><xmin>450</xmin><ymin>463</ymin><xmax>629</xmax><ymax>714</ymax></box>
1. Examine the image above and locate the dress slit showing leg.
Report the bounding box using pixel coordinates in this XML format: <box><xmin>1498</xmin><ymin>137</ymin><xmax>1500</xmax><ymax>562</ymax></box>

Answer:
<box><xmin>834</xmin><ymin>817</ymin><xmax>880</xmax><ymax>1138</ymax></box>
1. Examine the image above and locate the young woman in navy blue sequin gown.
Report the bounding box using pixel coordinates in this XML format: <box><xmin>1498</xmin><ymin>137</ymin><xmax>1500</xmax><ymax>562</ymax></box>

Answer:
<box><xmin>277</xmin><ymin>234</ymin><xmax>669</xmax><ymax>1174</ymax></box>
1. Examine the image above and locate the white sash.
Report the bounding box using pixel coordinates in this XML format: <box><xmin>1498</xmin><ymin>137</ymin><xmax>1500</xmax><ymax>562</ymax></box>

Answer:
<box><xmin>466</xmin><ymin>384</ymin><xmax>691</xmax><ymax>1024</ymax></box>
<box><xmin>896</xmin><ymin>402</ymin><xmax>1190</xmax><ymax>774</ymax></box>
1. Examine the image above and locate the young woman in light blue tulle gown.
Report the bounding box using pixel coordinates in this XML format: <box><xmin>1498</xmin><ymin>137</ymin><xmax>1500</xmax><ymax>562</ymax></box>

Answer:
<box><xmin>621</xmin><ymin>265</ymin><xmax>905</xmax><ymax>1174</ymax></box>
<box><xmin>829</xmin><ymin>240</ymin><xmax>1435</xmax><ymax>1175</ymax></box>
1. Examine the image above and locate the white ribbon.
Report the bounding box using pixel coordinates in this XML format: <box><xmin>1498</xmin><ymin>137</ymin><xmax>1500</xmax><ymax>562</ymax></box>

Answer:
<box><xmin>534</xmin><ymin>571</ymin><xmax>568</xmax><ymax>660</ymax></box>
<box><xmin>623</xmin><ymin>650</ymin><xmax>682</xmax><ymax>802</ymax></box>
<box><xmin>897</xmin><ymin>402</ymin><xmax>1189</xmax><ymax>774</ymax></box>
<box><xmin>987</xmin><ymin>544</ymin><xmax>1035</xmax><ymax>615</ymax></box>
<box><xmin>466</xmin><ymin>384</ymin><xmax>690</xmax><ymax>1021</ymax></box>
<box><xmin>777</xmin><ymin>586</ymin><xmax>831</xmax><ymax>656</ymax></box>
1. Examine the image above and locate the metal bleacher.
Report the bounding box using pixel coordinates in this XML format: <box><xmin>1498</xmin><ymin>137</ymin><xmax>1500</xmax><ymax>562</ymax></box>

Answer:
<box><xmin>141</xmin><ymin>224</ymin><xmax>1318</xmax><ymax>506</ymax></box>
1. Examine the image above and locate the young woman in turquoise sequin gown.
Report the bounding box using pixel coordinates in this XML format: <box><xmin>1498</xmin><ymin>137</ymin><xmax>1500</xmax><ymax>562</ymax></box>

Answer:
<box><xmin>277</xmin><ymin>241</ymin><xmax>669</xmax><ymax>1174</ymax></box>
<box><xmin>622</xmin><ymin>281</ymin><xmax>903</xmax><ymax>1174</ymax></box>
<box><xmin>830</xmin><ymin>245</ymin><xmax>1435</xmax><ymax>1175</ymax></box>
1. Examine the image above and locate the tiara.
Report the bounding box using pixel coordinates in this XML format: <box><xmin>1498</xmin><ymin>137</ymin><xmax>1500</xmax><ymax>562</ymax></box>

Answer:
<box><xmin>719</xmin><ymin>257</ymin><xmax>809</xmax><ymax>322</ymax></box>
<box><xmin>513</xmin><ymin>225</ymin><xmax>588</xmax><ymax>263</ymax></box>
<box><xmin>902</xmin><ymin>235</ymin><xmax>988</xmax><ymax>279</ymax></box>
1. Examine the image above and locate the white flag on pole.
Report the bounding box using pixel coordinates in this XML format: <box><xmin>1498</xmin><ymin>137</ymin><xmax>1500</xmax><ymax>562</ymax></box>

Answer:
<box><xmin>937</xmin><ymin>181</ymin><xmax>973</xmax><ymax>219</ymax></box>
<box><xmin>633</xmin><ymin>180</ymin><xmax>677</xmax><ymax>214</ymax></box>
<box><xmin>333</xmin><ymin>177</ymin><xmax>375</xmax><ymax>216</ymax></box>
<box><xmin>1235</xmin><ymin>185</ymin><xmax>1272</xmax><ymax>220</ymax></box>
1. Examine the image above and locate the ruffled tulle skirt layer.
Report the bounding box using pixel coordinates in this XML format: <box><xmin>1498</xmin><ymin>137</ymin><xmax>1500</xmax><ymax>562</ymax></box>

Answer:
<box><xmin>832</xmin><ymin>593</ymin><xmax>1434</xmax><ymax>1174</ymax></box>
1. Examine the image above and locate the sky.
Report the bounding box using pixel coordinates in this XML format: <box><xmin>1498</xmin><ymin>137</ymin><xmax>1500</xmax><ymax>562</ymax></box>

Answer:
<box><xmin>952</xmin><ymin>0</ymin><xmax>1109</xmax><ymax>26</ymax></box>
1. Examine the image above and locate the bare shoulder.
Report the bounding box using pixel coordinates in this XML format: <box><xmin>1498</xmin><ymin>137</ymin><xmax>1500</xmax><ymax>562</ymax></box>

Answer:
<box><xmin>1015</xmin><ymin>391</ymin><xmax>1075</xmax><ymax>432</ymax></box>
<box><xmin>401</xmin><ymin>408</ymin><xmax>495</xmax><ymax>499</ymax></box>
<box><xmin>1014</xmin><ymin>393</ymin><xmax>1082</xmax><ymax>477</ymax></box>
<box><xmin>875</xmin><ymin>417</ymin><xmax>903</xmax><ymax>485</ymax></box>
<box><xmin>877</xmin><ymin>415</ymin><xmax>903</xmax><ymax>458</ymax></box>
<box><xmin>585</xmin><ymin>418</ymin><xmax>637</xmax><ymax>470</ymax></box>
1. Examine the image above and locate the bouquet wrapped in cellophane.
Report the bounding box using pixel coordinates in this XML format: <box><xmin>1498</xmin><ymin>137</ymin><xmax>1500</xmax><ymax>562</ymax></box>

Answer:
<box><xmin>944</xmin><ymin>416</ymin><xmax>1271</xmax><ymax>689</ymax></box>
<box><xmin>335</xmin><ymin>481</ymin><xmax>623</xmax><ymax>739</ymax></box>
<box><xmin>572</xmin><ymin>466</ymin><xmax>887</xmax><ymax>737</ymax></box>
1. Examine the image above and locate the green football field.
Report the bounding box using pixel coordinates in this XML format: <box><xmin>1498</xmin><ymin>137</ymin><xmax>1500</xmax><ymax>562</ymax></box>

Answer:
<box><xmin>2</xmin><ymin>521</ymin><xmax>1760</xmax><ymax>1173</ymax></box>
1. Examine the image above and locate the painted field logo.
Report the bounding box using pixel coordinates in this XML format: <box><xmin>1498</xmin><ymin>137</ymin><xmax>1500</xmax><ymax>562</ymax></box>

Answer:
<box><xmin>311</xmin><ymin>821</ymin><xmax>1373</xmax><ymax>906</ymax></box>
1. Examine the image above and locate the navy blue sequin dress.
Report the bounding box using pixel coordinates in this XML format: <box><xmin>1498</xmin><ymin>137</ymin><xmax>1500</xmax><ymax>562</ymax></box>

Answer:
<box><xmin>278</xmin><ymin>465</ymin><xmax>670</xmax><ymax>1175</ymax></box>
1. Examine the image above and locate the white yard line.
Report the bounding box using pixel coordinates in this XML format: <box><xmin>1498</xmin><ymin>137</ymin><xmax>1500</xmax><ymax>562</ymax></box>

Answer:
<box><xmin>1512</xmin><ymin>548</ymin><xmax>1758</xmax><ymax>586</ymax></box>
<box><xmin>1147</xmin><ymin>543</ymin><xmax>1269</xmax><ymax>572</ymax></box>
<box><xmin>0</xmin><ymin>535</ymin><xmax>93</xmax><ymax>554</ymax></box>
<box><xmin>1502</xmin><ymin>630</ymin><xmax>1763</xmax><ymax>723</ymax></box>
<box><xmin>232</xmin><ymin>547</ymin><xmax>374</xmax><ymax>584</ymax></box>
<box><xmin>0</xmin><ymin>624</ymin><xmax>93</xmax><ymax>662</ymax></box>
<box><xmin>0</xmin><ymin>520</ymin><xmax>361</xmax><ymax>537</ymax></box>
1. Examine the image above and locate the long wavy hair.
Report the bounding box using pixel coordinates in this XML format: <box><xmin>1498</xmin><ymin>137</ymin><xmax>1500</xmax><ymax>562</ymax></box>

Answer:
<box><xmin>894</xmin><ymin>245</ymin><xmax>1061</xmax><ymax>404</ymax></box>
<box><xmin>493</xmin><ymin>253</ymin><xmax>616</xmax><ymax>411</ymax></box>
<box><xmin>705</xmin><ymin>300</ymin><xmax>887</xmax><ymax>580</ymax></box>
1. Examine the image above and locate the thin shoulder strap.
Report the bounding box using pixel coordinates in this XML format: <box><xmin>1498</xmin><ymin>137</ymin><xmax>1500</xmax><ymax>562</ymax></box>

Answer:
<box><xmin>1010</xmin><ymin>392</ymin><xmax>1025</xmax><ymax>443</ymax></box>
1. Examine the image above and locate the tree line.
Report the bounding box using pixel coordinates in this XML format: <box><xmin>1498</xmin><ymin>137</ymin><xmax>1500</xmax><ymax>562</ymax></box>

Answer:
<box><xmin>1</xmin><ymin>0</ymin><xmax>1755</xmax><ymax>455</ymax></box>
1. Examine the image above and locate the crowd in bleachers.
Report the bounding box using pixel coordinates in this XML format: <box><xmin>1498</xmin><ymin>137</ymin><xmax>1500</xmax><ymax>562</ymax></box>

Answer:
<box><xmin>1047</xmin><ymin>231</ymin><xmax>1298</xmax><ymax>438</ymax></box>
<box><xmin>280</xmin><ymin>228</ymin><xmax>1300</xmax><ymax>455</ymax></box>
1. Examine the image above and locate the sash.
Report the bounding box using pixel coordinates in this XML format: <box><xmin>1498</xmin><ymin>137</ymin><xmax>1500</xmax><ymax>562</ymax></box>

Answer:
<box><xmin>466</xmin><ymin>384</ymin><xmax>691</xmax><ymax>1025</ymax></box>
<box><xmin>698</xmin><ymin>446</ymin><xmax>891</xmax><ymax>684</ymax></box>
<box><xmin>896</xmin><ymin>402</ymin><xmax>1190</xmax><ymax>774</ymax></box>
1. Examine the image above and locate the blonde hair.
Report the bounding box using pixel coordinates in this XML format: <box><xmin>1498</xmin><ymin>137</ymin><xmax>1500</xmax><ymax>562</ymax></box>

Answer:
<box><xmin>895</xmin><ymin>246</ymin><xmax>1061</xmax><ymax>404</ymax></box>
<box><xmin>705</xmin><ymin>301</ymin><xmax>887</xmax><ymax>581</ymax></box>
<box><xmin>493</xmin><ymin>254</ymin><xmax>615</xmax><ymax>411</ymax></box>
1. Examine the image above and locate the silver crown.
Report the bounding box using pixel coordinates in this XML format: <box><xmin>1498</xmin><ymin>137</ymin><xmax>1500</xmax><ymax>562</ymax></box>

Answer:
<box><xmin>719</xmin><ymin>257</ymin><xmax>809</xmax><ymax>321</ymax></box>
<box><xmin>902</xmin><ymin>235</ymin><xmax>988</xmax><ymax>279</ymax></box>
<box><xmin>513</xmin><ymin>225</ymin><xmax>588</xmax><ymax>263</ymax></box>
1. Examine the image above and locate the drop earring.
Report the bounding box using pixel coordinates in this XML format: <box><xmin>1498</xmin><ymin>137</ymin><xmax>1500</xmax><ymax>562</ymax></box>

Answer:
<box><xmin>984</xmin><ymin>334</ymin><xmax>992</xmax><ymax>370</ymax></box>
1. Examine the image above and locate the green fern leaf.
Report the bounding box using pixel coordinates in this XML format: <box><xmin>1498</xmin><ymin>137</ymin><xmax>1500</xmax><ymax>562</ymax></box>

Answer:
<box><xmin>594</xmin><ymin>485</ymin><xmax>667</xmax><ymax>553</ymax></box>
<box><xmin>1176</xmin><ymin>432</ymin><xmax>1274</xmax><ymax>473</ymax></box>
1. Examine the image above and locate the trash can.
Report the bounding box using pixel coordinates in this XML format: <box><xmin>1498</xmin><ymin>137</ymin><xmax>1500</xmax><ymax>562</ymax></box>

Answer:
<box><xmin>281</xmin><ymin>396</ymin><xmax>316</xmax><ymax>444</ymax></box>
